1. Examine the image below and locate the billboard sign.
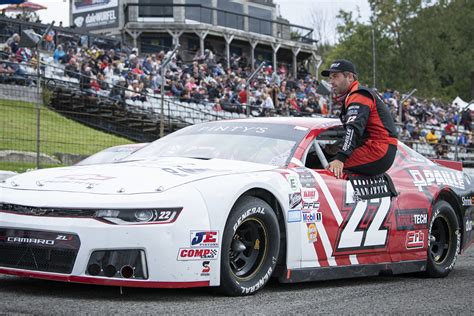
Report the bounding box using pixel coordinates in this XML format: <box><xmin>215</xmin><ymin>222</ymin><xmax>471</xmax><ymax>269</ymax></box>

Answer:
<box><xmin>72</xmin><ymin>0</ymin><xmax>119</xmax><ymax>29</ymax></box>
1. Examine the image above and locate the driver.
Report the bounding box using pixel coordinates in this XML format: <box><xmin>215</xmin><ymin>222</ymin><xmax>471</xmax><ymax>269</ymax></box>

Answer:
<box><xmin>321</xmin><ymin>60</ymin><xmax>398</xmax><ymax>178</ymax></box>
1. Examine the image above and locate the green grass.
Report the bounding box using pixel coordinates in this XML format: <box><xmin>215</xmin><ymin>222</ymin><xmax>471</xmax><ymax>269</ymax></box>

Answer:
<box><xmin>0</xmin><ymin>161</ymin><xmax>62</xmax><ymax>173</ymax></box>
<box><xmin>0</xmin><ymin>98</ymin><xmax>133</xmax><ymax>171</ymax></box>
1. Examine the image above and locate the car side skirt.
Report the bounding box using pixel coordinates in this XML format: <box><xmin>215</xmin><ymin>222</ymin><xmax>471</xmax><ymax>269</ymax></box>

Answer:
<box><xmin>279</xmin><ymin>261</ymin><xmax>426</xmax><ymax>283</ymax></box>
<box><xmin>0</xmin><ymin>268</ymin><xmax>210</xmax><ymax>288</ymax></box>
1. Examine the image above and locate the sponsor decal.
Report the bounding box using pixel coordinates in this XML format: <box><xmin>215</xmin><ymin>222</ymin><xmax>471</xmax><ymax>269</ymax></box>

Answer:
<box><xmin>57</xmin><ymin>174</ymin><xmax>115</xmax><ymax>181</ymax></box>
<box><xmin>233</xmin><ymin>207</ymin><xmax>265</xmax><ymax>232</ymax></box>
<box><xmin>161</xmin><ymin>166</ymin><xmax>211</xmax><ymax>177</ymax></box>
<box><xmin>286</xmin><ymin>175</ymin><xmax>300</xmax><ymax>192</ymax></box>
<box><xmin>406</xmin><ymin>231</ymin><xmax>425</xmax><ymax>249</ymax></box>
<box><xmin>462</xmin><ymin>196</ymin><xmax>473</xmax><ymax>206</ymax></box>
<box><xmin>409</xmin><ymin>169</ymin><xmax>464</xmax><ymax>191</ymax></box>
<box><xmin>177</xmin><ymin>248</ymin><xmax>218</xmax><ymax>261</ymax></box>
<box><xmin>301</xmin><ymin>188</ymin><xmax>318</xmax><ymax>202</ymax></box>
<box><xmin>342</xmin><ymin>128</ymin><xmax>354</xmax><ymax>151</ymax></box>
<box><xmin>289</xmin><ymin>192</ymin><xmax>302</xmax><ymax>209</ymax></box>
<box><xmin>201</xmin><ymin>261</ymin><xmax>211</xmax><ymax>276</ymax></box>
<box><xmin>302</xmin><ymin>201</ymin><xmax>320</xmax><ymax>211</ymax></box>
<box><xmin>302</xmin><ymin>210</ymin><xmax>322</xmax><ymax>223</ymax></box>
<box><xmin>395</xmin><ymin>209</ymin><xmax>429</xmax><ymax>230</ymax></box>
<box><xmin>190</xmin><ymin>231</ymin><xmax>219</xmax><ymax>247</ymax></box>
<box><xmin>307</xmin><ymin>223</ymin><xmax>318</xmax><ymax>243</ymax></box>
<box><xmin>7</xmin><ymin>237</ymin><xmax>55</xmax><ymax>245</ymax></box>
<box><xmin>466</xmin><ymin>219</ymin><xmax>473</xmax><ymax>232</ymax></box>
<box><xmin>295</xmin><ymin>168</ymin><xmax>317</xmax><ymax>188</ymax></box>
<box><xmin>197</xmin><ymin>125</ymin><xmax>268</xmax><ymax>134</ymax></box>
<box><xmin>287</xmin><ymin>210</ymin><xmax>301</xmax><ymax>223</ymax></box>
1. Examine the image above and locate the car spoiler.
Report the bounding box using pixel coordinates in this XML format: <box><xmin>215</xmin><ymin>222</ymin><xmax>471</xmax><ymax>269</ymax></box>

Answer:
<box><xmin>431</xmin><ymin>159</ymin><xmax>463</xmax><ymax>171</ymax></box>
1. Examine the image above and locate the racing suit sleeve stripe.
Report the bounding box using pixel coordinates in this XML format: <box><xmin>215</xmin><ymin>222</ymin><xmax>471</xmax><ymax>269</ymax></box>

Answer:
<box><xmin>335</xmin><ymin>102</ymin><xmax>371</xmax><ymax>162</ymax></box>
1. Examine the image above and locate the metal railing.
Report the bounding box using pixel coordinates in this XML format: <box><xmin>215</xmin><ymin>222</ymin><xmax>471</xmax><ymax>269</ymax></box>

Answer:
<box><xmin>0</xmin><ymin>16</ymin><xmax>120</xmax><ymax>51</ymax></box>
<box><xmin>123</xmin><ymin>3</ymin><xmax>315</xmax><ymax>44</ymax></box>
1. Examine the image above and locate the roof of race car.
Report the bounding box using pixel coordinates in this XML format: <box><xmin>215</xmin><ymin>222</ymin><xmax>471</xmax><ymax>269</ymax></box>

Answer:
<box><xmin>227</xmin><ymin>117</ymin><xmax>342</xmax><ymax>130</ymax></box>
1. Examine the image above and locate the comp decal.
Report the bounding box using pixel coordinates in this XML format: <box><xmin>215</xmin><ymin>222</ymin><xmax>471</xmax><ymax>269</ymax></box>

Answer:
<box><xmin>177</xmin><ymin>248</ymin><xmax>218</xmax><ymax>261</ymax></box>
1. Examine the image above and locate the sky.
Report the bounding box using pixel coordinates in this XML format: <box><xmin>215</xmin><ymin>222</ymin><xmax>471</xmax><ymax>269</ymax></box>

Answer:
<box><xmin>1</xmin><ymin>0</ymin><xmax>371</xmax><ymax>43</ymax></box>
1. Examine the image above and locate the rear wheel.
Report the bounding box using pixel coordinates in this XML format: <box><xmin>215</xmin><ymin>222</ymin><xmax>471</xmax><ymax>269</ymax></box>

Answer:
<box><xmin>426</xmin><ymin>201</ymin><xmax>460</xmax><ymax>278</ymax></box>
<box><xmin>218</xmin><ymin>196</ymin><xmax>280</xmax><ymax>296</ymax></box>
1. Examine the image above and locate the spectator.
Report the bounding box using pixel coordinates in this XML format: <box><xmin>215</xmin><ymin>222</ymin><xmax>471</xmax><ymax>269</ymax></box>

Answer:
<box><xmin>53</xmin><ymin>45</ymin><xmax>65</xmax><ymax>63</ymax></box>
<box><xmin>461</xmin><ymin>109</ymin><xmax>472</xmax><ymax>131</ymax></box>
<box><xmin>426</xmin><ymin>128</ymin><xmax>439</xmax><ymax>144</ymax></box>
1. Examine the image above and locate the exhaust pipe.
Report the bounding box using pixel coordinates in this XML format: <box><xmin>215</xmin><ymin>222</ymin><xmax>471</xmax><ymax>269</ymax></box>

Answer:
<box><xmin>120</xmin><ymin>265</ymin><xmax>134</xmax><ymax>279</ymax></box>
<box><xmin>87</xmin><ymin>263</ymin><xmax>101</xmax><ymax>276</ymax></box>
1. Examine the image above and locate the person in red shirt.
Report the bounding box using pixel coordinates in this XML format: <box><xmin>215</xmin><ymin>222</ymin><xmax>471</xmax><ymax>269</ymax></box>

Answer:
<box><xmin>321</xmin><ymin>60</ymin><xmax>398</xmax><ymax>178</ymax></box>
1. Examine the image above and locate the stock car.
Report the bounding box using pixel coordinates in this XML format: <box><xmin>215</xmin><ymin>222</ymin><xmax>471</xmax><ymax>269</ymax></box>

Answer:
<box><xmin>0</xmin><ymin>117</ymin><xmax>472</xmax><ymax>296</ymax></box>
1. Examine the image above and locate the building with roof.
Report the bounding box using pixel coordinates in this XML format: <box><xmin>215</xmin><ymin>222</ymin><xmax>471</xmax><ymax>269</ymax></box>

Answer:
<box><xmin>70</xmin><ymin>0</ymin><xmax>321</xmax><ymax>77</ymax></box>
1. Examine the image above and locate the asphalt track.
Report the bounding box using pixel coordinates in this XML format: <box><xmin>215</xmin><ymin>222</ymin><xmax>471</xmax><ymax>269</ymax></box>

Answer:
<box><xmin>0</xmin><ymin>247</ymin><xmax>472</xmax><ymax>315</ymax></box>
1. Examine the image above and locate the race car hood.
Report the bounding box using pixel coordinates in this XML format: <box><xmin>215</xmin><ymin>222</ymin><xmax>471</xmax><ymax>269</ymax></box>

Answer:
<box><xmin>0</xmin><ymin>157</ymin><xmax>277</xmax><ymax>195</ymax></box>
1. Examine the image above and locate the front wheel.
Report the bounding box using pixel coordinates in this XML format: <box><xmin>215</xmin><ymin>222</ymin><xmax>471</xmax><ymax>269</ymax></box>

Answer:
<box><xmin>218</xmin><ymin>196</ymin><xmax>280</xmax><ymax>296</ymax></box>
<box><xmin>426</xmin><ymin>200</ymin><xmax>460</xmax><ymax>278</ymax></box>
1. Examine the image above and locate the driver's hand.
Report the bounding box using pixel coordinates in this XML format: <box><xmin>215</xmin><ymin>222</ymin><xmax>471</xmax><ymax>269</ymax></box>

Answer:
<box><xmin>327</xmin><ymin>159</ymin><xmax>344</xmax><ymax>179</ymax></box>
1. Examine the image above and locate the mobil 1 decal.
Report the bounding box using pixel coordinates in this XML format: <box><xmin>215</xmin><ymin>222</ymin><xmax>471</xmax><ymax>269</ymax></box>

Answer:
<box><xmin>335</xmin><ymin>181</ymin><xmax>392</xmax><ymax>253</ymax></box>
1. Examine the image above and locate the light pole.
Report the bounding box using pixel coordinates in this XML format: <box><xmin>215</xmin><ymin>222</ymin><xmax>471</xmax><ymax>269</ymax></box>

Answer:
<box><xmin>371</xmin><ymin>27</ymin><xmax>376</xmax><ymax>88</ymax></box>
<box><xmin>245</xmin><ymin>61</ymin><xmax>266</xmax><ymax>117</ymax></box>
<box><xmin>398</xmin><ymin>88</ymin><xmax>417</xmax><ymax>124</ymax></box>
<box><xmin>159</xmin><ymin>44</ymin><xmax>180</xmax><ymax>138</ymax></box>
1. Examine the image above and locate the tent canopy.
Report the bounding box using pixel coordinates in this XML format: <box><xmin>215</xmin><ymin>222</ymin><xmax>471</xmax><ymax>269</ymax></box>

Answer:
<box><xmin>452</xmin><ymin>96</ymin><xmax>474</xmax><ymax>111</ymax></box>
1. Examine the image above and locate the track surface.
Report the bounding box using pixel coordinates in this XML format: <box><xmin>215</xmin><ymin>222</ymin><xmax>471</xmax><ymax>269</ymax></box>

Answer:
<box><xmin>0</xmin><ymin>248</ymin><xmax>473</xmax><ymax>314</ymax></box>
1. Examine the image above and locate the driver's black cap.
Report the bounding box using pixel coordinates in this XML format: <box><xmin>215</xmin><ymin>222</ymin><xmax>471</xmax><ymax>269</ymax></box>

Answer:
<box><xmin>321</xmin><ymin>59</ymin><xmax>357</xmax><ymax>77</ymax></box>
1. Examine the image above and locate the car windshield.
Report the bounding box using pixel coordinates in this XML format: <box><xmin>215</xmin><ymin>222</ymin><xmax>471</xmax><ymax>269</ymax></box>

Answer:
<box><xmin>126</xmin><ymin>122</ymin><xmax>310</xmax><ymax>166</ymax></box>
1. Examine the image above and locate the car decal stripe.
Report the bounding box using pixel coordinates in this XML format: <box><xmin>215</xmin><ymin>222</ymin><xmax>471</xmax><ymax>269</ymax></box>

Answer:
<box><xmin>310</xmin><ymin>171</ymin><xmax>343</xmax><ymax>225</ymax></box>
<box><xmin>316</xmin><ymin>221</ymin><xmax>337</xmax><ymax>266</ymax></box>
<box><xmin>349</xmin><ymin>255</ymin><xmax>359</xmax><ymax>265</ymax></box>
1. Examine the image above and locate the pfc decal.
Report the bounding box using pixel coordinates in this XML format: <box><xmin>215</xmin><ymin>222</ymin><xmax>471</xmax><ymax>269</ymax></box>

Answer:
<box><xmin>395</xmin><ymin>209</ymin><xmax>429</xmax><ymax>230</ymax></box>
<box><xmin>287</xmin><ymin>210</ymin><xmax>301</xmax><ymax>223</ymax></box>
<box><xmin>462</xmin><ymin>196</ymin><xmax>473</xmax><ymax>206</ymax></box>
<box><xmin>295</xmin><ymin>168</ymin><xmax>317</xmax><ymax>188</ymax></box>
<box><xmin>302</xmin><ymin>201</ymin><xmax>320</xmax><ymax>211</ymax></box>
<box><xmin>406</xmin><ymin>231</ymin><xmax>425</xmax><ymax>249</ymax></box>
<box><xmin>289</xmin><ymin>192</ymin><xmax>302</xmax><ymax>209</ymax></box>
<box><xmin>302</xmin><ymin>210</ymin><xmax>322</xmax><ymax>223</ymax></box>
<box><xmin>307</xmin><ymin>223</ymin><xmax>318</xmax><ymax>243</ymax></box>
<box><xmin>286</xmin><ymin>175</ymin><xmax>300</xmax><ymax>192</ymax></box>
<box><xmin>201</xmin><ymin>261</ymin><xmax>211</xmax><ymax>276</ymax></box>
<box><xmin>177</xmin><ymin>248</ymin><xmax>218</xmax><ymax>261</ymax></box>
<box><xmin>409</xmin><ymin>169</ymin><xmax>464</xmax><ymax>192</ymax></box>
<box><xmin>190</xmin><ymin>231</ymin><xmax>219</xmax><ymax>247</ymax></box>
<box><xmin>301</xmin><ymin>188</ymin><xmax>319</xmax><ymax>202</ymax></box>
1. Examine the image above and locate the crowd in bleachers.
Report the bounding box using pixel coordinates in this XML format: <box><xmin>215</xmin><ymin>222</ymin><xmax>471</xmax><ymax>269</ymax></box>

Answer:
<box><xmin>1</xmin><ymin>32</ymin><xmax>473</xmax><ymax>159</ymax></box>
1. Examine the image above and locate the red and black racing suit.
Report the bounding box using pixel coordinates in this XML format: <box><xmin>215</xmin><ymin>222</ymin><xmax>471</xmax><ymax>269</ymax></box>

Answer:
<box><xmin>334</xmin><ymin>81</ymin><xmax>398</xmax><ymax>176</ymax></box>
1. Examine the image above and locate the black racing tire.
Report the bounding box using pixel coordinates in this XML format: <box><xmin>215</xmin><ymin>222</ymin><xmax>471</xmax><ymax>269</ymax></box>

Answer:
<box><xmin>426</xmin><ymin>200</ymin><xmax>460</xmax><ymax>278</ymax></box>
<box><xmin>218</xmin><ymin>196</ymin><xmax>280</xmax><ymax>296</ymax></box>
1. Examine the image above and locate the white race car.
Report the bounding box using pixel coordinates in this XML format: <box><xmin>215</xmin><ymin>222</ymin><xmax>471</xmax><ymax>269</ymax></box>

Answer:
<box><xmin>1</xmin><ymin>118</ymin><xmax>473</xmax><ymax>296</ymax></box>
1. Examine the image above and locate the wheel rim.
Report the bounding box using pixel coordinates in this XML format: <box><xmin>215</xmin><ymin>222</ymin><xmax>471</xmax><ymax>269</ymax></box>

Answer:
<box><xmin>430</xmin><ymin>215</ymin><xmax>451</xmax><ymax>264</ymax></box>
<box><xmin>229</xmin><ymin>218</ymin><xmax>268</xmax><ymax>280</ymax></box>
